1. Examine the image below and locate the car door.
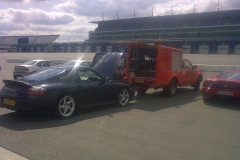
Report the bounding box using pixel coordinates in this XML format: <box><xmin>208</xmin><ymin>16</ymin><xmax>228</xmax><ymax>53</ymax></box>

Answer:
<box><xmin>178</xmin><ymin>60</ymin><xmax>187</xmax><ymax>85</ymax></box>
<box><xmin>41</xmin><ymin>61</ymin><xmax>50</xmax><ymax>68</ymax></box>
<box><xmin>183</xmin><ymin>60</ymin><xmax>195</xmax><ymax>84</ymax></box>
<box><xmin>35</xmin><ymin>61</ymin><xmax>43</xmax><ymax>71</ymax></box>
<box><xmin>76</xmin><ymin>68</ymin><xmax>109</xmax><ymax>106</ymax></box>
<box><xmin>48</xmin><ymin>61</ymin><xmax>58</xmax><ymax>67</ymax></box>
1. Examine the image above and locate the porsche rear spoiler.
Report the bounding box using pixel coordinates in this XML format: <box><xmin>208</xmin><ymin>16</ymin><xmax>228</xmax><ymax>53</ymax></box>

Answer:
<box><xmin>2</xmin><ymin>80</ymin><xmax>32</xmax><ymax>87</ymax></box>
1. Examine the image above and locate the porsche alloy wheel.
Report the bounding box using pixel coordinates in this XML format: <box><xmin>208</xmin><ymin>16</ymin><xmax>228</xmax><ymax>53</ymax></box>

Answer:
<box><xmin>56</xmin><ymin>94</ymin><xmax>76</xmax><ymax>118</ymax></box>
<box><xmin>118</xmin><ymin>88</ymin><xmax>130</xmax><ymax>106</ymax></box>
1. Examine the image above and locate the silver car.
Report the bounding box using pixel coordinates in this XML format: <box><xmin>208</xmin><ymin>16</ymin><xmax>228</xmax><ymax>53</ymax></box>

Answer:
<box><xmin>13</xmin><ymin>59</ymin><xmax>58</xmax><ymax>79</ymax></box>
<box><xmin>63</xmin><ymin>60</ymin><xmax>92</xmax><ymax>67</ymax></box>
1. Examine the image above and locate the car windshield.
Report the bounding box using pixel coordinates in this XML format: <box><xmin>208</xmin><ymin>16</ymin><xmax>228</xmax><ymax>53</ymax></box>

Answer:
<box><xmin>217</xmin><ymin>72</ymin><xmax>240</xmax><ymax>80</ymax></box>
<box><xmin>25</xmin><ymin>68</ymin><xmax>65</xmax><ymax>81</ymax></box>
<box><xmin>23</xmin><ymin>60</ymin><xmax>37</xmax><ymax>65</ymax></box>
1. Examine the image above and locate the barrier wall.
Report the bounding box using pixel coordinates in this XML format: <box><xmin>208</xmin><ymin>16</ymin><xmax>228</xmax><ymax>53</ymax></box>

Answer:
<box><xmin>218</xmin><ymin>45</ymin><xmax>229</xmax><ymax>54</ymax></box>
<box><xmin>96</xmin><ymin>46</ymin><xmax>101</xmax><ymax>52</ymax></box>
<box><xmin>6</xmin><ymin>58</ymin><xmax>240</xmax><ymax>72</ymax></box>
<box><xmin>199</xmin><ymin>45</ymin><xmax>209</xmax><ymax>54</ymax></box>
<box><xmin>76</xmin><ymin>46</ymin><xmax>81</xmax><ymax>52</ymax></box>
<box><xmin>196</xmin><ymin>64</ymin><xmax>240</xmax><ymax>72</ymax></box>
<box><xmin>107</xmin><ymin>46</ymin><xmax>112</xmax><ymax>52</ymax></box>
<box><xmin>235</xmin><ymin>45</ymin><xmax>240</xmax><ymax>54</ymax></box>
<box><xmin>182</xmin><ymin>45</ymin><xmax>191</xmax><ymax>54</ymax></box>
<box><xmin>6</xmin><ymin>59</ymin><xmax>67</xmax><ymax>64</ymax></box>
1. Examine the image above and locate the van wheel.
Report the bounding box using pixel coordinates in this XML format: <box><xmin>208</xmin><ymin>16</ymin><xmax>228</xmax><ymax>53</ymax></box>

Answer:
<box><xmin>136</xmin><ymin>88</ymin><xmax>147</xmax><ymax>94</ymax></box>
<box><xmin>194</xmin><ymin>77</ymin><xmax>201</xmax><ymax>91</ymax></box>
<box><xmin>55</xmin><ymin>94</ymin><xmax>76</xmax><ymax>118</ymax></box>
<box><xmin>164</xmin><ymin>79</ymin><xmax>177</xmax><ymax>96</ymax></box>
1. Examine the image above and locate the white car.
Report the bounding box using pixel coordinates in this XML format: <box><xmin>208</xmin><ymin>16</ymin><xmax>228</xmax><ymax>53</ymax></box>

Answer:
<box><xmin>63</xmin><ymin>60</ymin><xmax>92</xmax><ymax>67</ymax></box>
<box><xmin>13</xmin><ymin>59</ymin><xmax>58</xmax><ymax>79</ymax></box>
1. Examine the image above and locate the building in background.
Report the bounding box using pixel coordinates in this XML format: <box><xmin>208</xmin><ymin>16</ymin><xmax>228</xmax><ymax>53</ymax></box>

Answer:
<box><xmin>1</xmin><ymin>9</ymin><xmax>240</xmax><ymax>54</ymax></box>
<box><xmin>88</xmin><ymin>9</ymin><xmax>240</xmax><ymax>54</ymax></box>
<box><xmin>0</xmin><ymin>35</ymin><xmax>59</xmax><ymax>53</ymax></box>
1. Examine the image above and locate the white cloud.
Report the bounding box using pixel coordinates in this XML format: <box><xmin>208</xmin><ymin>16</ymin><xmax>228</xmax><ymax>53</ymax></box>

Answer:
<box><xmin>0</xmin><ymin>0</ymin><xmax>49</xmax><ymax>3</ymax></box>
<box><xmin>53</xmin><ymin>0</ymin><xmax>240</xmax><ymax>18</ymax></box>
<box><xmin>0</xmin><ymin>0</ymin><xmax>239</xmax><ymax>42</ymax></box>
<box><xmin>0</xmin><ymin>7</ymin><xmax>95</xmax><ymax>41</ymax></box>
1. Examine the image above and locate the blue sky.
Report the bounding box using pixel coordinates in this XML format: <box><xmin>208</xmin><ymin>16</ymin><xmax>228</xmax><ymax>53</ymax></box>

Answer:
<box><xmin>0</xmin><ymin>0</ymin><xmax>239</xmax><ymax>42</ymax></box>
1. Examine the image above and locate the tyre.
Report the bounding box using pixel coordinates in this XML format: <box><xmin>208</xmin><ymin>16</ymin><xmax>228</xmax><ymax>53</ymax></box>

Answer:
<box><xmin>164</xmin><ymin>79</ymin><xmax>177</xmax><ymax>96</ymax></box>
<box><xmin>194</xmin><ymin>77</ymin><xmax>201</xmax><ymax>91</ymax></box>
<box><xmin>136</xmin><ymin>88</ymin><xmax>147</xmax><ymax>94</ymax></box>
<box><xmin>55</xmin><ymin>94</ymin><xmax>76</xmax><ymax>118</ymax></box>
<box><xmin>118</xmin><ymin>88</ymin><xmax>130</xmax><ymax>106</ymax></box>
<box><xmin>203</xmin><ymin>97</ymin><xmax>211</xmax><ymax>104</ymax></box>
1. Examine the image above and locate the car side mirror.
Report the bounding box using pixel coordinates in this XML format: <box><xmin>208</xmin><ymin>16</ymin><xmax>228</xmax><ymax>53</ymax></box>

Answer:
<box><xmin>193</xmin><ymin>65</ymin><xmax>198</xmax><ymax>69</ymax></box>
<box><xmin>99</xmin><ymin>77</ymin><xmax>108</xmax><ymax>85</ymax></box>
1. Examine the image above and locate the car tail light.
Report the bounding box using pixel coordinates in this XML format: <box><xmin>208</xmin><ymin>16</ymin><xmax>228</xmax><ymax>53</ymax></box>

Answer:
<box><xmin>203</xmin><ymin>80</ymin><xmax>212</xmax><ymax>87</ymax></box>
<box><xmin>23</xmin><ymin>67</ymin><xmax>29</xmax><ymax>71</ymax></box>
<box><xmin>22</xmin><ymin>86</ymin><xmax>46</xmax><ymax>95</ymax></box>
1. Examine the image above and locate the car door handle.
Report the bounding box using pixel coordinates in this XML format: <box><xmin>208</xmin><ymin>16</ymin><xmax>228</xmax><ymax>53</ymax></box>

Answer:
<box><xmin>77</xmin><ymin>85</ymin><xmax>86</xmax><ymax>89</ymax></box>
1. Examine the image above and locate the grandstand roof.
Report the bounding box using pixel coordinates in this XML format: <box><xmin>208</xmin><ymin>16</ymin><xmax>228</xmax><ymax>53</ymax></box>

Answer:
<box><xmin>90</xmin><ymin>9</ymin><xmax>240</xmax><ymax>25</ymax></box>
<box><xmin>0</xmin><ymin>35</ymin><xmax>59</xmax><ymax>45</ymax></box>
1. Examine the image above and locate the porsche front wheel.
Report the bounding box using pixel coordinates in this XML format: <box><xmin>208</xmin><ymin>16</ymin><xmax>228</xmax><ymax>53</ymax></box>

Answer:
<box><xmin>118</xmin><ymin>88</ymin><xmax>130</xmax><ymax>106</ymax></box>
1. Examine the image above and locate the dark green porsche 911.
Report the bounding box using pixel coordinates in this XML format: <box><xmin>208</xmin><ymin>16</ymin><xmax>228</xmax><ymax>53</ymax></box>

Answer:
<box><xmin>0</xmin><ymin>53</ymin><xmax>135</xmax><ymax>118</ymax></box>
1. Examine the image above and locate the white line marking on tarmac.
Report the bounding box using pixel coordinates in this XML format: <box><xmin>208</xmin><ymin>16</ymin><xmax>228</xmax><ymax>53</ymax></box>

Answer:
<box><xmin>0</xmin><ymin>147</ymin><xmax>28</xmax><ymax>160</ymax></box>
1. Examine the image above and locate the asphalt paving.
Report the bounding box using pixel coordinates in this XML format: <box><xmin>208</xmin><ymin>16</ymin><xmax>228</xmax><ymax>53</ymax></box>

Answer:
<box><xmin>0</xmin><ymin>53</ymin><xmax>239</xmax><ymax>160</ymax></box>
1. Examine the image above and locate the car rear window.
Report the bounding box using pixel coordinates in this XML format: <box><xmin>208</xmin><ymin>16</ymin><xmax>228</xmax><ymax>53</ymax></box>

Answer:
<box><xmin>25</xmin><ymin>68</ymin><xmax>65</xmax><ymax>81</ymax></box>
<box><xmin>23</xmin><ymin>60</ymin><xmax>37</xmax><ymax>65</ymax></box>
<box><xmin>217</xmin><ymin>72</ymin><xmax>240</xmax><ymax>80</ymax></box>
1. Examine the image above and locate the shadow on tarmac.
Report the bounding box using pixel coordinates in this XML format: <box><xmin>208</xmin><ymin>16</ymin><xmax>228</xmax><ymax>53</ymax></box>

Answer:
<box><xmin>0</xmin><ymin>87</ymin><xmax>239</xmax><ymax>131</ymax></box>
<box><xmin>202</xmin><ymin>96</ymin><xmax>240</xmax><ymax>111</ymax></box>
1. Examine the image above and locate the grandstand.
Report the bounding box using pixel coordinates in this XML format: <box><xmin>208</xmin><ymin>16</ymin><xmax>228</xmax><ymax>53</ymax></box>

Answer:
<box><xmin>1</xmin><ymin>10</ymin><xmax>239</xmax><ymax>54</ymax></box>
<box><xmin>88</xmin><ymin>9</ymin><xmax>240</xmax><ymax>54</ymax></box>
<box><xmin>0</xmin><ymin>35</ymin><xmax>93</xmax><ymax>53</ymax></box>
<box><xmin>0</xmin><ymin>35</ymin><xmax>59</xmax><ymax>52</ymax></box>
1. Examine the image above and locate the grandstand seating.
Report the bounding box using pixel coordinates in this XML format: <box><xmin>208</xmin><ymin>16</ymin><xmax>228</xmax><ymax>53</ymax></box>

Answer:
<box><xmin>0</xmin><ymin>35</ymin><xmax>59</xmax><ymax>45</ymax></box>
<box><xmin>89</xmin><ymin>9</ymin><xmax>240</xmax><ymax>43</ymax></box>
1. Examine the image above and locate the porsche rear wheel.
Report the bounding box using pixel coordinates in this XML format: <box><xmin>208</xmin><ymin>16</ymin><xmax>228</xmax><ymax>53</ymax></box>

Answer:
<box><xmin>55</xmin><ymin>94</ymin><xmax>76</xmax><ymax>118</ymax></box>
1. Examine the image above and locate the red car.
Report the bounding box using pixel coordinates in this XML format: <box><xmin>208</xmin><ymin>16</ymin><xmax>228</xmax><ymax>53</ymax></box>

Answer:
<box><xmin>202</xmin><ymin>71</ymin><xmax>240</xmax><ymax>102</ymax></box>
